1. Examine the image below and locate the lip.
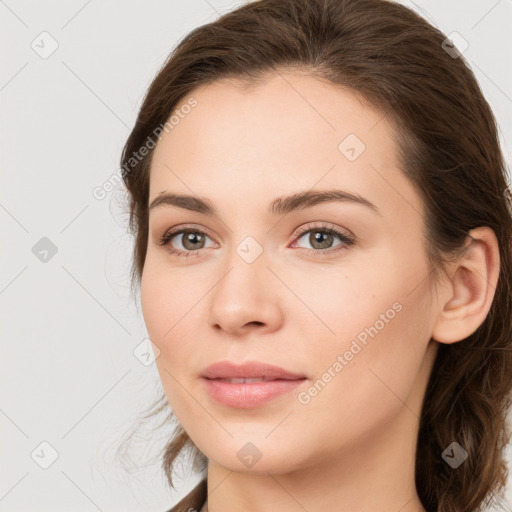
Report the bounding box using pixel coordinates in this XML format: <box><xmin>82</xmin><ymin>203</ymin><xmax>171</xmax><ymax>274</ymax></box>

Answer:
<box><xmin>201</xmin><ymin>361</ymin><xmax>308</xmax><ymax>408</ymax></box>
<box><xmin>201</xmin><ymin>360</ymin><xmax>306</xmax><ymax>380</ymax></box>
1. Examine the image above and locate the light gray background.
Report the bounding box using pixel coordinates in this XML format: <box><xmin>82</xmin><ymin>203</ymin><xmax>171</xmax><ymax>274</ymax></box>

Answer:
<box><xmin>1</xmin><ymin>1</ymin><xmax>512</xmax><ymax>511</ymax></box>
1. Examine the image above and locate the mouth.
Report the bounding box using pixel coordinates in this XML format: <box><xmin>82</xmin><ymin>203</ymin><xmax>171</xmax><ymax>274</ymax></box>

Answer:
<box><xmin>210</xmin><ymin>377</ymin><xmax>303</xmax><ymax>383</ymax></box>
<box><xmin>200</xmin><ymin>360</ymin><xmax>308</xmax><ymax>408</ymax></box>
<box><xmin>202</xmin><ymin>378</ymin><xmax>307</xmax><ymax>408</ymax></box>
<box><xmin>200</xmin><ymin>360</ymin><xmax>306</xmax><ymax>381</ymax></box>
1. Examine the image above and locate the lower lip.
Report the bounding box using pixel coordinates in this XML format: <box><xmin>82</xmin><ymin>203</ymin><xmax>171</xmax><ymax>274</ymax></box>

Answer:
<box><xmin>202</xmin><ymin>378</ymin><xmax>306</xmax><ymax>408</ymax></box>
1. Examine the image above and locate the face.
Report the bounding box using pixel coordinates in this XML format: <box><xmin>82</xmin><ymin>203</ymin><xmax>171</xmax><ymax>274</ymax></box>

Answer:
<box><xmin>141</xmin><ymin>70</ymin><xmax>440</xmax><ymax>474</ymax></box>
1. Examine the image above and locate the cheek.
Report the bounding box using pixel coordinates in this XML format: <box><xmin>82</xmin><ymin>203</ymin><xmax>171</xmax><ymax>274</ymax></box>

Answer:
<box><xmin>141</xmin><ymin>249</ymin><xmax>202</xmax><ymax>339</ymax></box>
<box><xmin>291</xmin><ymin>303</ymin><xmax>429</xmax><ymax>458</ymax></box>
<box><xmin>293</xmin><ymin>247</ymin><xmax>432</xmax><ymax>424</ymax></box>
<box><xmin>319</xmin><ymin>236</ymin><xmax>434</xmax><ymax>348</ymax></box>
<box><xmin>140</xmin><ymin>261</ymin><xmax>201</xmax><ymax>418</ymax></box>
<box><xmin>277</xmin><ymin>251</ymin><xmax>401</xmax><ymax>348</ymax></box>
<box><xmin>140</xmin><ymin>257</ymin><xmax>196</xmax><ymax>366</ymax></box>
<box><xmin>140</xmin><ymin>265</ymin><xmax>170</xmax><ymax>343</ymax></box>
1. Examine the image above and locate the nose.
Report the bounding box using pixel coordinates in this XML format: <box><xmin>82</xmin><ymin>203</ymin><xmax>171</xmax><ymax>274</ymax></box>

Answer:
<box><xmin>207</xmin><ymin>249</ymin><xmax>284</xmax><ymax>336</ymax></box>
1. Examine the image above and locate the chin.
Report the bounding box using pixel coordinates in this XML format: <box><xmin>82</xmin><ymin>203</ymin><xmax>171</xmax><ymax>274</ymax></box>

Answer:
<box><xmin>201</xmin><ymin>439</ymin><xmax>308</xmax><ymax>475</ymax></box>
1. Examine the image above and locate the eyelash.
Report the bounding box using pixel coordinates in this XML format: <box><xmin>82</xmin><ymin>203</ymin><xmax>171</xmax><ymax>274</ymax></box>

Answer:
<box><xmin>157</xmin><ymin>222</ymin><xmax>355</xmax><ymax>258</ymax></box>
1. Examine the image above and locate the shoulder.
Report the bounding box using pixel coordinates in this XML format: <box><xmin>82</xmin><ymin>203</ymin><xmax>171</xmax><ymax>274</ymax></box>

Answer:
<box><xmin>163</xmin><ymin>478</ymin><xmax>207</xmax><ymax>512</ymax></box>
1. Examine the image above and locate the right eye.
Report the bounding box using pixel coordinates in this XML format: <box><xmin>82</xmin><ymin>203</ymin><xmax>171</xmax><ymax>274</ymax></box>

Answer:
<box><xmin>158</xmin><ymin>226</ymin><xmax>216</xmax><ymax>257</ymax></box>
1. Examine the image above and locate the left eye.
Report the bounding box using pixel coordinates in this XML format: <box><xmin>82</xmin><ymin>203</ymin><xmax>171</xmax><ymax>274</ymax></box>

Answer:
<box><xmin>293</xmin><ymin>227</ymin><xmax>355</xmax><ymax>252</ymax></box>
<box><xmin>160</xmin><ymin>230</ymin><xmax>215</xmax><ymax>252</ymax></box>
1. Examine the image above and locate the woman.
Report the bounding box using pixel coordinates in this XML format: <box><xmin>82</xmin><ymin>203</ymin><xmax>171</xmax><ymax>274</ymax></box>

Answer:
<box><xmin>119</xmin><ymin>0</ymin><xmax>512</xmax><ymax>510</ymax></box>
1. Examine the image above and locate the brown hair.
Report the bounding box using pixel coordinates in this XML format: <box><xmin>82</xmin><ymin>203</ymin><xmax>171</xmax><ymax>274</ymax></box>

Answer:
<box><xmin>118</xmin><ymin>0</ymin><xmax>512</xmax><ymax>510</ymax></box>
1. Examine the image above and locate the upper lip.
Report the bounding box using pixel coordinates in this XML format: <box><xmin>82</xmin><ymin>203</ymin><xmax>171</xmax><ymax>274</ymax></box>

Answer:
<box><xmin>201</xmin><ymin>361</ymin><xmax>306</xmax><ymax>380</ymax></box>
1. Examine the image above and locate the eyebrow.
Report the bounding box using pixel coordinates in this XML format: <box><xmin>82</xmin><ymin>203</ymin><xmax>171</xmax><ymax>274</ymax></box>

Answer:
<box><xmin>148</xmin><ymin>189</ymin><xmax>381</xmax><ymax>216</ymax></box>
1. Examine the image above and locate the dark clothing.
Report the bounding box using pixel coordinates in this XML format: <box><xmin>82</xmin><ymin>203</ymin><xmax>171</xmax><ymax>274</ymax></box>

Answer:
<box><xmin>165</xmin><ymin>478</ymin><xmax>208</xmax><ymax>512</ymax></box>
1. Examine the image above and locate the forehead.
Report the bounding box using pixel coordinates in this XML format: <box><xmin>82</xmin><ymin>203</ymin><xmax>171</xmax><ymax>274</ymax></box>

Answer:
<box><xmin>148</xmin><ymin>70</ymin><xmax>420</xmax><ymax>221</ymax></box>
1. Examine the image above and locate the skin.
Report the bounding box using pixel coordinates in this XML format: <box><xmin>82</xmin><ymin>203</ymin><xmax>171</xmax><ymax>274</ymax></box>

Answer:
<box><xmin>140</xmin><ymin>70</ymin><xmax>500</xmax><ymax>512</ymax></box>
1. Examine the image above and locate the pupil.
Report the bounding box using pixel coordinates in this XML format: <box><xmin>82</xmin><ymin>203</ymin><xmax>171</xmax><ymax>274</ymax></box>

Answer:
<box><xmin>311</xmin><ymin>231</ymin><xmax>332</xmax><ymax>249</ymax></box>
<box><xmin>185</xmin><ymin>231</ymin><xmax>203</xmax><ymax>249</ymax></box>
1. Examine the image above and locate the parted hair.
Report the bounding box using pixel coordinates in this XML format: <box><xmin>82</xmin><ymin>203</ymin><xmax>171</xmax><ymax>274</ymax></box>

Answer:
<box><xmin>118</xmin><ymin>1</ymin><xmax>512</xmax><ymax>510</ymax></box>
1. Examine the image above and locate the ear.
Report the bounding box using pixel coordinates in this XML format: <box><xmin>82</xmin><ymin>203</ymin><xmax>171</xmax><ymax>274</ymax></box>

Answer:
<box><xmin>431</xmin><ymin>226</ymin><xmax>500</xmax><ymax>344</ymax></box>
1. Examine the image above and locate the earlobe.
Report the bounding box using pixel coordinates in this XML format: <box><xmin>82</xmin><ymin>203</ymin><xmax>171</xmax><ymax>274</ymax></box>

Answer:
<box><xmin>431</xmin><ymin>226</ymin><xmax>500</xmax><ymax>344</ymax></box>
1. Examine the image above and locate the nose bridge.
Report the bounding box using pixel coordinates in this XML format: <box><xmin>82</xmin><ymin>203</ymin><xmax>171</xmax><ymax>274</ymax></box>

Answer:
<box><xmin>215</xmin><ymin>233</ymin><xmax>269</xmax><ymax>307</ymax></box>
<box><xmin>208</xmin><ymin>233</ymin><xmax>282</xmax><ymax>333</ymax></box>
